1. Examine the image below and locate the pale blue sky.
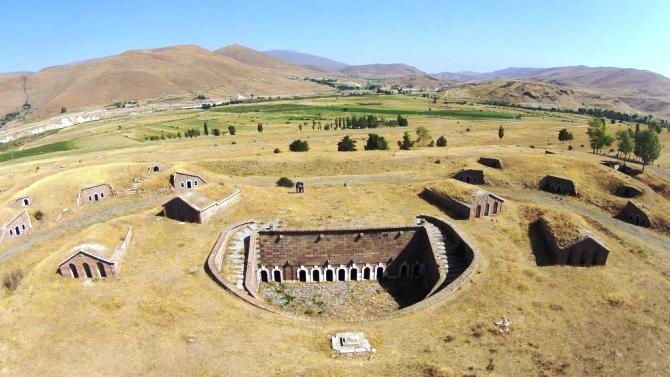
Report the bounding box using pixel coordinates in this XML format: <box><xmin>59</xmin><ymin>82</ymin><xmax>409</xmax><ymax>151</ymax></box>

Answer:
<box><xmin>1</xmin><ymin>0</ymin><xmax>669</xmax><ymax>76</ymax></box>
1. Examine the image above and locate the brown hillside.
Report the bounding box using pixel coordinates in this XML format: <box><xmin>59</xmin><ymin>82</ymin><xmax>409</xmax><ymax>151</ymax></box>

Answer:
<box><xmin>2</xmin><ymin>45</ymin><xmax>327</xmax><ymax>117</ymax></box>
<box><xmin>339</xmin><ymin>63</ymin><xmax>425</xmax><ymax>78</ymax></box>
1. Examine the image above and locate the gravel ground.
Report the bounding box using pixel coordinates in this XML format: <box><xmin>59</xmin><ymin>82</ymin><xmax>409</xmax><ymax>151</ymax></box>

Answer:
<box><xmin>258</xmin><ymin>279</ymin><xmax>427</xmax><ymax>320</ymax></box>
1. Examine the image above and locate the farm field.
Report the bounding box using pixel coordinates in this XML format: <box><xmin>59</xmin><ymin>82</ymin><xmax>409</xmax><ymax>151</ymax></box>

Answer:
<box><xmin>0</xmin><ymin>94</ymin><xmax>668</xmax><ymax>376</ymax></box>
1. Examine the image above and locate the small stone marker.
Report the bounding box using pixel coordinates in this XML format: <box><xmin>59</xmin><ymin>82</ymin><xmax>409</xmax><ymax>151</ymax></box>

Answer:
<box><xmin>331</xmin><ymin>332</ymin><xmax>375</xmax><ymax>354</ymax></box>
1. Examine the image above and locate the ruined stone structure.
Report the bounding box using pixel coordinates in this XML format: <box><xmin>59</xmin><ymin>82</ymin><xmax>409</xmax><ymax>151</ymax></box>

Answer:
<box><xmin>619</xmin><ymin>201</ymin><xmax>650</xmax><ymax>227</ymax></box>
<box><xmin>453</xmin><ymin>169</ymin><xmax>485</xmax><ymax>184</ymax></box>
<box><xmin>616</xmin><ymin>184</ymin><xmax>643</xmax><ymax>198</ymax></box>
<box><xmin>255</xmin><ymin>225</ymin><xmax>438</xmax><ymax>289</ymax></box>
<box><xmin>539</xmin><ymin>218</ymin><xmax>609</xmax><ymax>266</ymax></box>
<box><xmin>58</xmin><ymin>226</ymin><xmax>133</xmax><ymax>279</ymax></box>
<box><xmin>422</xmin><ymin>185</ymin><xmax>504</xmax><ymax>220</ymax></box>
<box><xmin>331</xmin><ymin>332</ymin><xmax>374</xmax><ymax>354</ymax></box>
<box><xmin>14</xmin><ymin>196</ymin><xmax>31</xmax><ymax>207</ymax></box>
<box><xmin>162</xmin><ymin>189</ymin><xmax>241</xmax><ymax>224</ymax></box>
<box><xmin>206</xmin><ymin>215</ymin><xmax>481</xmax><ymax>320</ymax></box>
<box><xmin>76</xmin><ymin>183</ymin><xmax>116</xmax><ymax>205</ymax></box>
<box><xmin>170</xmin><ymin>171</ymin><xmax>206</xmax><ymax>189</ymax></box>
<box><xmin>0</xmin><ymin>209</ymin><xmax>32</xmax><ymax>243</ymax></box>
<box><xmin>478</xmin><ymin>157</ymin><xmax>503</xmax><ymax>169</ymax></box>
<box><xmin>539</xmin><ymin>175</ymin><xmax>577</xmax><ymax>196</ymax></box>
<box><xmin>148</xmin><ymin>163</ymin><xmax>167</xmax><ymax>173</ymax></box>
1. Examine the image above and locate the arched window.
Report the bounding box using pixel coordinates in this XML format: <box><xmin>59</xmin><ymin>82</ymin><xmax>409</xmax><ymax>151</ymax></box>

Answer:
<box><xmin>97</xmin><ymin>262</ymin><xmax>107</xmax><ymax>278</ymax></box>
<box><xmin>350</xmin><ymin>267</ymin><xmax>358</xmax><ymax>281</ymax></box>
<box><xmin>94</xmin><ymin>193</ymin><xmax>99</xmax><ymax>201</ymax></box>
<box><xmin>312</xmin><ymin>269</ymin><xmax>320</xmax><ymax>282</ymax></box>
<box><xmin>82</xmin><ymin>263</ymin><xmax>93</xmax><ymax>278</ymax></box>
<box><xmin>363</xmin><ymin>267</ymin><xmax>371</xmax><ymax>280</ymax></box>
<box><xmin>413</xmin><ymin>263</ymin><xmax>422</xmax><ymax>278</ymax></box>
<box><xmin>194</xmin><ymin>180</ymin><xmax>198</xmax><ymax>186</ymax></box>
<box><xmin>260</xmin><ymin>269</ymin><xmax>269</xmax><ymax>283</ymax></box>
<box><xmin>186</xmin><ymin>181</ymin><xmax>192</xmax><ymax>189</ymax></box>
<box><xmin>23</xmin><ymin>198</ymin><xmax>29</xmax><ymax>206</ymax></box>
<box><xmin>180</xmin><ymin>182</ymin><xmax>185</xmax><ymax>188</ymax></box>
<box><xmin>69</xmin><ymin>264</ymin><xmax>79</xmax><ymax>278</ymax></box>
<box><xmin>485</xmin><ymin>203</ymin><xmax>490</xmax><ymax>216</ymax></box>
<box><xmin>100</xmin><ymin>192</ymin><xmax>105</xmax><ymax>198</ymax></box>
<box><xmin>14</xmin><ymin>226</ymin><xmax>20</xmax><ymax>236</ymax></box>
<box><xmin>273</xmin><ymin>269</ymin><xmax>281</xmax><ymax>282</ymax></box>
<box><xmin>376</xmin><ymin>266</ymin><xmax>384</xmax><ymax>280</ymax></box>
<box><xmin>338</xmin><ymin>268</ymin><xmax>346</xmax><ymax>281</ymax></box>
<box><xmin>153</xmin><ymin>166</ymin><xmax>159</xmax><ymax>172</ymax></box>
<box><xmin>298</xmin><ymin>269</ymin><xmax>307</xmax><ymax>282</ymax></box>
<box><xmin>325</xmin><ymin>269</ymin><xmax>334</xmax><ymax>282</ymax></box>
<box><xmin>399</xmin><ymin>263</ymin><xmax>409</xmax><ymax>278</ymax></box>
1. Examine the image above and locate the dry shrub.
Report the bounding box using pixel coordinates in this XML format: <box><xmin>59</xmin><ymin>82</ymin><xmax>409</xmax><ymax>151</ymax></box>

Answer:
<box><xmin>3</xmin><ymin>269</ymin><xmax>23</xmax><ymax>291</ymax></box>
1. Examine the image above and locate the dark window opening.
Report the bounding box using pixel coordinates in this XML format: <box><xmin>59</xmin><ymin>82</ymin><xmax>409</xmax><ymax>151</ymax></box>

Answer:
<box><xmin>260</xmin><ymin>270</ymin><xmax>269</xmax><ymax>282</ymax></box>
<box><xmin>97</xmin><ymin>262</ymin><xmax>107</xmax><ymax>278</ymax></box>
<box><xmin>363</xmin><ymin>267</ymin><xmax>371</xmax><ymax>280</ymax></box>
<box><xmin>312</xmin><ymin>269</ymin><xmax>320</xmax><ymax>282</ymax></box>
<box><xmin>376</xmin><ymin>267</ymin><xmax>384</xmax><ymax>280</ymax></box>
<box><xmin>326</xmin><ymin>269</ymin><xmax>334</xmax><ymax>282</ymax></box>
<box><xmin>400</xmin><ymin>264</ymin><xmax>408</xmax><ymax>278</ymax></box>
<box><xmin>69</xmin><ymin>264</ymin><xmax>79</xmax><ymax>278</ymax></box>
<box><xmin>273</xmin><ymin>269</ymin><xmax>281</xmax><ymax>282</ymax></box>
<box><xmin>338</xmin><ymin>269</ymin><xmax>346</xmax><ymax>281</ymax></box>
<box><xmin>350</xmin><ymin>268</ymin><xmax>358</xmax><ymax>281</ymax></box>
<box><xmin>83</xmin><ymin>263</ymin><xmax>93</xmax><ymax>278</ymax></box>
<box><xmin>298</xmin><ymin>269</ymin><xmax>307</xmax><ymax>282</ymax></box>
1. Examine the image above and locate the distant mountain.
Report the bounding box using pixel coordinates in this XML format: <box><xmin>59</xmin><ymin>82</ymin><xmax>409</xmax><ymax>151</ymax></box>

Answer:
<box><xmin>339</xmin><ymin>63</ymin><xmax>425</xmax><ymax>78</ymax></box>
<box><xmin>264</xmin><ymin>50</ymin><xmax>349</xmax><ymax>72</ymax></box>
<box><xmin>0</xmin><ymin>44</ymin><xmax>326</xmax><ymax>117</ymax></box>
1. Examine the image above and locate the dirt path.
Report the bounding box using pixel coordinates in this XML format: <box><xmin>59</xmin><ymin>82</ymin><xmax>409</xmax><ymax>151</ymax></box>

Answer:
<box><xmin>491</xmin><ymin>187</ymin><xmax>670</xmax><ymax>254</ymax></box>
<box><xmin>0</xmin><ymin>195</ymin><xmax>168</xmax><ymax>263</ymax></box>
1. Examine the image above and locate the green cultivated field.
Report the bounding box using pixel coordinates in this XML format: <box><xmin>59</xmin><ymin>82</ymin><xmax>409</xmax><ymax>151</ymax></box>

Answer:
<box><xmin>0</xmin><ymin>140</ymin><xmax>77</xmax><ymax>163</ymax></box>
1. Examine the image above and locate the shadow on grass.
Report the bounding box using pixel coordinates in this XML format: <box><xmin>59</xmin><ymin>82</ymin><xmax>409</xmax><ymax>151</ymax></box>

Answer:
<box><xmin>528</xmin><ymin>221</ymin><xmax>555</xmax><ymax>267</ymax></box>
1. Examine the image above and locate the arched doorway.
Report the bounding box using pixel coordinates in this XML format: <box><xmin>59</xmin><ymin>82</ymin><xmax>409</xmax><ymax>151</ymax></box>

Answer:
<box><xmin>312</xmin><ymin>269</ymin><xmax>320</xmax><ymax>282</ymax></box>
<box><xmin>22</xmin><ymin>198</ymin><xmax>29</xmax><ymax>206</ymax></box>
<box><xmin>94</xmin><ymin>193</ymin><xmax>99</xmax><ymax>201</ymax></box>
<box><xmin>399</xmin><ymin>264</ymin><xmax>408</xmax><ymax>278</ymax></box>
<box><xmin>82</xmin><ymin>263</ymin><xmax>93</xmax><ymax>278</ymax></box>
<box><xmin>69</xmin><ymin>264</ymin><xmax>79</xmax><ymax>278</ymax></box>
<box><xmin>350</xmin><ymin>268</ymin><xmax>358</xmax><ymax>281</ymax></box>
<box><xmin>186</xmin><ymin>181</ymin><xmax>192</xmax><ymax>189</ymax></box>
<box><xmin>14</xmin><ymin>226</ymin><xmax>20</xmax><ymax>236</ymax></box>
<box><xmin>376</xmin><ymin>266</ymin><xmax>384</xmax><ymax>280</ymax></box>
<box><xmin>97</xmin><ymin>262</ymin><xmax>107</xmax><ymax>278</ymax></box>
<box><xmin>153</xmin><ymin>166</ymin><xmax>159</xmax><ymax>172</ymax></box>
<box><xmin>485</xmin><ymin>203</ymin><xmax>490</xmax><ymax>216</ymax></box>
<box><xmin>363</xmin><ymin>267</ymin><xmax>371</xmax><ymax>280</ymax></box>
<box><xmin>337</xmin><ymin>268</ymin><xmax>346</xmax><ymax>281</ymax></box>
<box><xmin>273</xmin><ymin>269</ymin><xmax>281</xmax><ymax>282</ymax></box>
<box><xmin>325</xmin><ymin>269</ymin><xmax>334</xmax><ymax>282</ymax></box>
<box><xmin>412</xmin><ymin>263</ymin><xmax>421</xmax><ymax>278</ymax></box>
<box><xmin>298</xmin><ymin>269</ymin><xmax>307</xmax><ymax>282</ymax></box>
<box><xmin>260</xmin><ymin>270</ymin><xmax>269</xmax><ymax>282</ymax></box>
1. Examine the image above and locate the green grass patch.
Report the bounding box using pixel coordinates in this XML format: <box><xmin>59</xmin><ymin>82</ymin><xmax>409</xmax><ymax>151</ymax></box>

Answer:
<box><xmin>213</xmin><ymin>103</ymin><xmax>519</xmax><ymax>119</ymax></box>
<box><xmin>0</xmin><ymin>140</ymin><xmax>78</xmax><ymax>163</ymax></box>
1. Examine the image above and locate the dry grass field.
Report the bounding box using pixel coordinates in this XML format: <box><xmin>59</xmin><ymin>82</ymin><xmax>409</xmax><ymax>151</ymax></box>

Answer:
<box><xmin>0</xmin><ymin>95</ymin><xmax>668</xmax><ymax>376</ymax></box>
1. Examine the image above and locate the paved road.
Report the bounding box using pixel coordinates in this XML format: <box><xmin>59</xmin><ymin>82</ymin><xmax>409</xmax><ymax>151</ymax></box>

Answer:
<box><xmin>491</xmin><ymin>187</ymin><xmax>670</xmax><ymax>255</ymax></box>
<box><xmin>0</xmin><ymin>195</ymin><xmax>168</xmax><ymax>263</ymax></box>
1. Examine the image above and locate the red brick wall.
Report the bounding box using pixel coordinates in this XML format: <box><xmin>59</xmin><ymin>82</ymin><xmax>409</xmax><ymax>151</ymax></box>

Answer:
<box><xmin>257</xmin><ymin>226</ymin><xmax>431</xmax><ymax>280</ymax></box>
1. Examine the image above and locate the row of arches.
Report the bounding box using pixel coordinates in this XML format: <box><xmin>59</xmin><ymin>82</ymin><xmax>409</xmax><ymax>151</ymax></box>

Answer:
<box><xmin>8</xmin><ymin>223</ymin><xmax>27</xmax><ymax>236</ymax></box>
<box><xmin>67</xmin><ymin>262</ymin><xmax>108</xmax><ymax>279</ymax></box>
<box><xmin>258</xmin><ymin>262</ymin><xmax>424</xmax><ymax>283</ymax></box>
<box><xmin>180</xmin><ymin>179</ymin><xmax>199</xmax><ymax>189</ymax></box>
<box><xmin>87</xmin><ymin>192</ymin><xmax>106</xmax><ymax>202</ymax></box>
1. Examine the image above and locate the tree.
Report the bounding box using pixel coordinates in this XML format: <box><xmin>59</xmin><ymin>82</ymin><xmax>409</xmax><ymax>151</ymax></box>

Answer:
<box><xmin>436</xmin><ymin>135</ymin><xmax>447</xmax><ymax>147</ymax></box>
<box><xmin>397</xmin><ymin>132</ymin><xmax>414</xmax><ymax>150</ymax></box>
<box><xmin>397</xmin><ymin>114</ymin><xmax>409</xmax><ymax>127</ymax></box>
<box><xmin>212</xmin><ymin>128</ymin><xmax>221</xmax><ymax>136</ymax></box>
<box><xmin>586</xmin><ymin>118</ymin><xmax>613</xmax><ymax>154</ymax></box>
<box><xmin>276</xmin><ymin>177</ymin><xmax>294</xmax><ymax>188</ymax></box>
<box><xmin>204</xmin><ymin>122</ymin><xmax>209</xmax><ymax>136</ymax></box>
<box><xmin>364</xmin><ymin>134</ymin><xmax>389</xmax><ymax>150</ymax></box>
<box><xmin>558</xmin><ymin>128</ymin><xmax>574</xmax><ymax>143</ymax></box>
<box><xmin>635</xmin><ymin>129</ymin><xmax>661</xmax><ymax>171</ymax></box>
<box><xmin>289</xmin><ymin>139</ymin><xmax>309</xmax><ymax>152</ymax></box>
<box><xmin>615</xmin><ymin>129</ymin><xmax>634</xmax><ymax>162</ymax></box>
<box><xmin>414</xmin><ymin>127</ymin><xmax>432</xmax><ymax>147</ymax></box>
<box><xmin>228</xmin><ymin>125</ymin><xmax>236</xmax><ymax>135</ymax></box>
<box><xmin>337</xmin><ymin>135</ymin><xmax>357</xmax><ymax>151</ymax></box>
<box><xmin>498</xmin><ymin>126</ymin><xmax>505</xmax><ymax>142</ymax></box>
<box><xmin>257</xmin><ymin>123</ymin><xmax>263</xmax><ymax>133</ymax></box>
<box><xmin>299</xmin><ymin>124</ymin><xmax>303</xmax><ymax>132</ymax></box>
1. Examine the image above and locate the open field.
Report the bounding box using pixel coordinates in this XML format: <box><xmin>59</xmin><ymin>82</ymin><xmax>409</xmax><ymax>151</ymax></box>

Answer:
<box><xmin>0</xmin><ymin>94</ymin><xmax>668</xmax><ymax>376</ymax></box>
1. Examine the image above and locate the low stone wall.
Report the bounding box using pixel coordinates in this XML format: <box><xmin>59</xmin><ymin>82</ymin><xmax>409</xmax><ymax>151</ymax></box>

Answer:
<box><xmin>111</xmin><ymin>226</ymin><xmax>133</xmax><ymax>275</ymax></box>
<box><xmin>421</xmin><ymin>187</ymin><xmax>472</xmax><ymax>219</ymax></box>
<box><xmin>243</xmin><ymin>230</ymin><xmax>261</xmax><ymax>299</ymax></box>
<box><xmin>205</xmin><ymin>220</ymin><xmax>273</xmax><ymax>312</ymax></box>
